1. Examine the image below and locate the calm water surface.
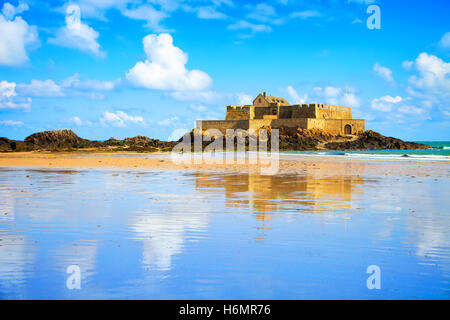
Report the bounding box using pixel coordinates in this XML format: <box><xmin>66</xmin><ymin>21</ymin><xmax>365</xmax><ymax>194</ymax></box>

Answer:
<box><xmin>0</xmin><ymin>166</ymin><xmax>449</xmax><ymax>299</ymax></box>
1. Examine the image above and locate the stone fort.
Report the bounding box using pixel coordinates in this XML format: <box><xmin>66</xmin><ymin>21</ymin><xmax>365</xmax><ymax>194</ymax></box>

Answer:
<box><xmin>196</xmin><ymin>92</ymin><xmax>365</xmax><ymax>135</ymax></box>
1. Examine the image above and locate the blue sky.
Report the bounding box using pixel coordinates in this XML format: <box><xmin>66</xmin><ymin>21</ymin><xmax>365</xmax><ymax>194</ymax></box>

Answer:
<box><xmin>0</xmin><ymin>0</ymin><xmax>449</xmax><ymax>141</ymax></box>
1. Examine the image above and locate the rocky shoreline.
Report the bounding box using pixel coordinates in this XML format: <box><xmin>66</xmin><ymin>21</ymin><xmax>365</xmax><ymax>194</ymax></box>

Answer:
<box><xmin>0</xmin><ymin>128</ymin><xmax>433</xmax><ymax>152</ymax></box>
<box><xmin>0</xmin><ymin>129</ymin><xmax>175</xmax><ymax>152</ymax></box>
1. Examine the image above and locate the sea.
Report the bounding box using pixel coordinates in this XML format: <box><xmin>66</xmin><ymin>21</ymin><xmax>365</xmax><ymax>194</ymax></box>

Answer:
<box><xmin>283</xmin><ymin>141</ymin><xmax>450</xmax><ymax>162</ymax></box>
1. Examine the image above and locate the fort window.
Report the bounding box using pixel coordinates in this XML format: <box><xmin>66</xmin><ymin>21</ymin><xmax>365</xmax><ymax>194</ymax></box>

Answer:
<box><xmin>258</xmin><ymin>98</ymin><xmax>262</xmax><ymax>103</ymax></box>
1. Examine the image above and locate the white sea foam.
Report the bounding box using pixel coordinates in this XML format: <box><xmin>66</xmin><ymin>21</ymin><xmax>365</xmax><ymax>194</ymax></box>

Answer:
<box><xmin>281</xmin><ymin>151</ymin><xmax>450</xmax><ymax>162</ymax></box>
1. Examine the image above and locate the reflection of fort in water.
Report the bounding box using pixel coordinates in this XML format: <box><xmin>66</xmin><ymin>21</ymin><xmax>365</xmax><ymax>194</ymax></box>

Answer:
<box><xmin>195</xmin><ymin>171</ymin><xmax>366</xmax><ymax>220</ymax></box>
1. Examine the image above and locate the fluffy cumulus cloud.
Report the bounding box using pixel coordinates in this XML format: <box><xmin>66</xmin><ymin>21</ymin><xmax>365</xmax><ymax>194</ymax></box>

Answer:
<box><xmin>370</xmin><ymin>95</ymin><xmax>402</xmax><ymax>112</ymax></box>
<box><xmin>404</xmin><ymin>52</ymin><xmax>450</xmax><ymax>117</ymax></box>
<box><xmin>100</xmin><ymin>110</ymin><xmax>145</xmax><ymax>127</ymax></box>
<box><xmin>126</xmin><ymin>33</ymin><xmax>212</xmax><ymax>91</ymax></box>
<box><xmin>0</xmin><ymin>80</ymin><xmax>31</xmax><ymax>110</ymax></box>
<box><xmin>373</xmin><ymin>63</ymin><xmax>395</xmax><ymax>84</ymax></box>
<box><xmin>0</xmin><ymin>2</ymin><xmax>39</xmax><ymax>66</ymax></box>
<box><xmin>49</xmin><ymin>5</ymin><xmax>103</xmax><ymax>56</ymax></box>
<box><xmin>408</xmin><ymin>53</ymin><xmax>450</xmax><ymax>96</ymax></box>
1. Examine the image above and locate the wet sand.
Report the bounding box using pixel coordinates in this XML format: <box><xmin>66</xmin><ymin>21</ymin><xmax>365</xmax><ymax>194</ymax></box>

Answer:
<box><xmin>0</xmin><ymin>152</ymin><xmax>449</xmax><ymax>299</ymax></box>
<box><xmin>0</xmin><ymin>152</ymin><xmax>449</xmax><ymax>178</ymax></box>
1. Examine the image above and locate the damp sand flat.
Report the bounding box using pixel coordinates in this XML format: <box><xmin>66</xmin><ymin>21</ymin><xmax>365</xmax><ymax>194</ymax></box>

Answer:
<box><xmin>0</xmin><ymin>159</ymin><xmax>449</xmax><ymax>299</ymax></box>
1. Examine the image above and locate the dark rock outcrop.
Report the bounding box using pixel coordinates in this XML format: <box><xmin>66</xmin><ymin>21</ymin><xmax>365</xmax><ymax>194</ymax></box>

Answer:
<box><xmin>24</xmin><ymin>129</ymin><xmax>92</xmax><ymax>149</ymax></box>
<box><xmin>325</xmin><ymin>130</ymin><xmax>432</xmax><ymax>150</ymax></box>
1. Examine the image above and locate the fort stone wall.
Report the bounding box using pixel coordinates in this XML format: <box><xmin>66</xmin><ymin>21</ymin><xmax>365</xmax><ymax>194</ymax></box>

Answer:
<box><xmin>225</xmin><ymin>106</ymin><xmax>252</xmax><ymax>120</ymax></box>
<box><xmin>197</xmin><ymin>120</ymin><xmax>250</xmax><ymax>134</ymax></box>
<box><xmin>320</xmin><ymin>119</ymin><xmax>365</xmax><ymax>135</ymax></box>
<box><xmin>291</xmin><ymin>104</ymin><xmax>317</xmax><ymax>118</ymax></box>
<box><xmin>315</xmin><ymin>105</ymin><xmax>352</xmax><ymax>119</ymax></box>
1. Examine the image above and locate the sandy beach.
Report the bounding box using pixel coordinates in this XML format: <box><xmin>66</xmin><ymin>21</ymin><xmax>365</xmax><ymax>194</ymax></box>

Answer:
<box><xmin>0</xmin><ymin>151</ymin><xmax>448</xmax><ymax>179</ymax></box>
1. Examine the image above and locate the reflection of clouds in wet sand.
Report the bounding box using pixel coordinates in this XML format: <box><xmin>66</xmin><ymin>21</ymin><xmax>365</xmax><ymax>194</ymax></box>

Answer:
<box><xmin>404</xmin><ymin>184</ymin><xmax>450</xmax><ymax>274</ymax></box>
<box><xmin>0</xmin><ymin>235</ymin><xmax>35</xmax><ymax>292</ymax></box>
<box><xmin>52</xmin><ymin>240</ymin><xmax>97</xmax><ymax>281</ymax></box>
<box><xmin>131</xmin><ymin>193</ymin><xmax>210</xmax><ymax>271</ymax></box>
<box><xmin>0</xmin><ymin>187</ymin><xmax>16</xmax><ymax>221</ymax></box>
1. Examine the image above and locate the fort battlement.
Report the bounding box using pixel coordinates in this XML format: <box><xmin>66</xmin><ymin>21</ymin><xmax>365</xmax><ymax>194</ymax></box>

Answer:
<box><xmin>198</xmin><ymin>92</ymin><xmax>365</xmax><ymax>136</ymax></box>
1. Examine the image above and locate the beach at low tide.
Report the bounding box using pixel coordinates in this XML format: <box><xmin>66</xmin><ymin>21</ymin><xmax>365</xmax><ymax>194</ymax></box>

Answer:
<box><xmin>0</xmin><ymin>152</ymin><xmax>449</xmax><ymax>299</ymax></box>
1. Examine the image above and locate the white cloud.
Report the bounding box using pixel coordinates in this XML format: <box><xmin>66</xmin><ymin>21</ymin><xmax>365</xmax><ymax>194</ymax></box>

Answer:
<box><xmin>0</xmin><ymin>4</ymin><xmax>39</xmax><ymax>66</ymax></box>
<box><xmin>189</xmin><ymin>104</ymin><xmax>207</xmax><ymax>112</ymax></box>
<box><xmin>405</xmin><ymin>53</ymin><xmax>450</xmax><ymax>117</ymax></box>
<box><xmin>228</xmin><ymin>20</ymin><xmax>272</xmax><ymax>35</ymax></box>
<box><xmin>126</xmin><ymin>33</ymin><xmax>212</xmax><ymax>91</ymax></box>
<box><xmin>197</xmin><ymin>6</ymin><xmax>227</xmax><ymax>19</ymax></box>
<box><xmin>0</xmin><ymin>119</ymin><xmax>24</xmax><ymax>126</ymax></box>
<box><xmin>16</xmin><ymin>74</ymin><xmax>117</xmax><ymax>99</ymax></box>
<box><xmin>246</xmin><ymin>4</ymin><xmax>276</xmax><ymax>22</ymax></box>
<box><xmin>100</xmin><ymin>110</ymin><xmax>145</xmax><ymax>127</ymax></box>
<box><xmin>313</xmin><ymin>86</ymin><xmax>360</xmax><ymax>107</ymax></box>
<box><xmin>352</xmin><ymin>18</ymin><xmax>363</xmax><ymax>24</ymax></box>
<box><xmin>438</xmin><ymin>32</ymin><xmax>450</xmax><ymax>50</ymax></box>
<box><xmin>236</xmin><ymin>93</ymin><xmax>253</xmax><ymax>105</ymax></box>
<box><xmin>0</xmin><ymin>80</ymin><xmax>31</xmax><ymax>110</ymax></box>
<box><xmin>183</xmin><ymin>5</ymin><xmax>227</xmax><ymax>20</ymax></box>
<box><xmin>68</xmin><ymin>0</ymin><xmax>134</xmax><ymax>20</ymax></box>
<box><xmin>371</xmin><ymin>95</ymin><xmax>402</xmax><ymax>112</ymax></box>
<box><xmin>122</xmin><ymin>5</ymin><xmax>169</xmax><ymax>31</ymax></box>
<box><xmin>69</xmin><ymin>116</ymin><xmax>93</xmax><ymax>126</ymax></box>
<box><xmin>168</xmin><ymin>128</ymin><xmax>189</xmax><ymax>141</ymax></box>
<box><xmin>17</xmin><ymin>79</ymin><xmax>64</xmax><ymax>97</ymax></box>
<box><xmin>347</xmin><ymin>0</ymin><xmax>376</xmax><ymax>4</ymax></box>
<box><xmin>71</xmin><ymin>116</ymin><xmax>83</xmax><ymax>126</ymax></box>
<box><xmin>287</xmin><ymin>86</ymin><xmax>307</xmax><ymax>104</ymax></box>
<box><xmin>61</xmin><ymin>73</ymin><xmax>116</xmax><ymax>92</ymax></box>
<box><xmin>170</xmin><ymin>90</ymin><xmax>226</xmax><ymax>103</ymax></box>
<box><xmin>158</xmin><ymin>116</ymin><xmax>179</xmax><ymax>126</ymax></box>
<box><xmin>402</xmin><ymin>60</ymin><xmax>413</xmax><ymax>70</ymax></box>
<box><xmin>398</xmin><ymin>105</ymin><xmax>426</xmax><ymax>115</ymax></box>
<box><xmin>49</xmin><ymin>5</ymin><xmax>103</xmax><ymax>56</ymax></box>
<box><xmin>1</xmin><ymin>1</ymin><xmax>28</xmax><ymax>20</ymax></box>
<box><xmin>373</xmin><ymin>63</ymin><xmax>395</xmax><ymax>84</ymax></box>
<box><xmin>290</xmin><ymin>10</ymin><xmax>321</xmax><ymax>19</ymax></box>
<box><xmin>408</xmin><ymin>53</ymin><xmax>450</xmax><ymax>95</ymax></box>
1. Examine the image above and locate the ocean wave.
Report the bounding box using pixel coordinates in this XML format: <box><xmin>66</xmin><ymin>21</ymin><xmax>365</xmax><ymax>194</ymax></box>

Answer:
<box><xmin>281</xmin><ymin>151</ymin><xmax>450</xmax><ymax>162</ymax></box>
